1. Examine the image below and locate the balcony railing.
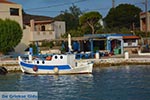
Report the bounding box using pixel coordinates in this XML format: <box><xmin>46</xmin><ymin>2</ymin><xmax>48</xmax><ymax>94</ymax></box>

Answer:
<box><xmin>30</xmin><ymin>31</ymin><xmax>55</xmax><ymax>41</ymax></box>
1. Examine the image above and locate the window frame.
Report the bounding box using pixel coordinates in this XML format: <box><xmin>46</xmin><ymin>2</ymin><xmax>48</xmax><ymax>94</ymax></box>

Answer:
<box><xmin>10</xmin><ymin>8</ymin><xmax>19</xmax><ymax>16</ymax></box>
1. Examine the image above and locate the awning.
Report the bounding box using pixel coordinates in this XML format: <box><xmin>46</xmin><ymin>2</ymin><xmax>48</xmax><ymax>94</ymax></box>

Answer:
<box><xmin>123</xmin><ymin>36</ymin><xmax>140</xmax><ymax>39</ymax></box>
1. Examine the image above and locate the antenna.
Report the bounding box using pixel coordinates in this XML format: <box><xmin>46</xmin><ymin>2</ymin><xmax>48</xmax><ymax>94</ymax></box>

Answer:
<box><xmin>112</xmin><ymin>0</ymin><xmax>115</xmax><ymax>8</ymax></box>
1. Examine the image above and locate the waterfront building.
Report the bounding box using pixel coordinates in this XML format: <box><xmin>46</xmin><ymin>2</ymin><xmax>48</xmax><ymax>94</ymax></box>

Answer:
<box><xmin>53</xmin><ymin>33</ymin><xmax>140</xmax><ymax>57</ymax></box>
<box><xmin>64</xmin><ymin>33</ymin><xmax>139</xmax><ymax>56</ymax></box>
<box><xmin>15</xmin><ymin>19</ymin><xmax>66</xmax><ymax>54</ymax></box>
<box><xmin>83</xmin><ymin>33</ymin><xmax>139</xmax><ymax>55</ymax></box>
<box><xmin>140</xmin><ymin>12</ymin><xmax>150</xmax><ymax>32</ymax></box>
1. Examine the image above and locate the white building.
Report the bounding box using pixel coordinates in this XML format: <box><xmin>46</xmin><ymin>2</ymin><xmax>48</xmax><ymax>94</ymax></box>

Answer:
<box><xmin>140</xmin><ymin>12</ymin><xmax>150</xmax><ymax>32</ymax></box>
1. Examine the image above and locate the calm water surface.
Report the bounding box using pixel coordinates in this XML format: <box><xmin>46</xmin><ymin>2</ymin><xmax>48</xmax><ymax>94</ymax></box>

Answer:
<box><xmin>0</xmin><ymin>65</ymin><xmax>150</xmax><ymax>100</ymax></box>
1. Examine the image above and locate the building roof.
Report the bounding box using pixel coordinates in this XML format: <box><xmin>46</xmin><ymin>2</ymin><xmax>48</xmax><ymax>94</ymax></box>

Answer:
<box><xmin>123</xmin><ymin>36</ymin><xmax>140</xmax><ymax>39</ymax></box>
<box><xmin>140</xmin><ymin>12</ymin><xmax>150</xmax><ymax>15</ymax></box>
<box><xmin>84</xmin><ymin>33</ymin><xmax>133</xmax><ymax>38</ymax></box>
<box><xmin>33</xmin><ymin>20</ymin><xmax>54</xmax><ymax>24</ymax></box>
<box><xmin>23</xmin><ymin>13</ymin><xmax>53</xmax><ymax>25</ymax></box>
<box><xmin>0</xmin><ymin>0</ymin><xmax>16</xmax><ymax>4</ymax></box>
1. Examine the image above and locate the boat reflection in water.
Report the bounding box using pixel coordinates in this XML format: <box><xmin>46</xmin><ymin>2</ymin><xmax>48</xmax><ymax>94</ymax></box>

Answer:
<box><xmin>17</xmin><ymin>73</ymin><xmax>94</xmax><ymax>99</ymax></box>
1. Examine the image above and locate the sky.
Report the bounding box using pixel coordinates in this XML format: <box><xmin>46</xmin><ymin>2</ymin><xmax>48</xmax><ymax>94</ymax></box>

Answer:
<box><xmin>10</xmin><ymin>0</ymin><xmax>150</xmax><ymax>18</ymax></box>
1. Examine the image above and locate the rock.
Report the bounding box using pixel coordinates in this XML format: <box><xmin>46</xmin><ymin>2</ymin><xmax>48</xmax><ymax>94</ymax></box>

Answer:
<box><xmin>0</xmin><ymin>66</ymin><xmax>8</xmax><ymax>75</ymax></box>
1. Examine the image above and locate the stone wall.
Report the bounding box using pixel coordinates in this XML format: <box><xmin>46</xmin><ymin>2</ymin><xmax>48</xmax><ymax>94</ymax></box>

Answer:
<box><xmin>124</xmin><ymin>47</ymin><xmax>138</xmax><ymax>54</ymax></box>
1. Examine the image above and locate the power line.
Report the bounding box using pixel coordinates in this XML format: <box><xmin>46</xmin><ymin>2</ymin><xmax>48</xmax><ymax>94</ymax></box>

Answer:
<box><xmin>0</xmin><ymin>7</ymin><xmax>109</xmax><ymax>14</ymax></box>
<box><xmin>26</xmin><ymin>10</ymin><xmax>61</xmax><ymax>12</ymax></box>
<box><xmin>83</xmin><ymin>7</ymin><xmax>109</xmax><ymax>12</ymax></box>
<box><xmin>25</xmin><ymin>0</ymin><xmax>88</xmax><ymax>11</ymax></box>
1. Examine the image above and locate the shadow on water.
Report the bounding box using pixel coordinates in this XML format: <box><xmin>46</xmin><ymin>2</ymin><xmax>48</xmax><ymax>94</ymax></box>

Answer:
<box><xmin>0</xmin><ymin>65</ymin><xmax>150</xmax><ymax>100</ymax></box>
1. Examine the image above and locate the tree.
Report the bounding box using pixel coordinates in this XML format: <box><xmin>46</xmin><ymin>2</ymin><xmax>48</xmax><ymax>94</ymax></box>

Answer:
<box><xmin>69</xmin><ymin>4</ymin><xmax>82</xmax><ymax>18</ymax></box>
<box><xmin>79</xmin><ymin>11</ymin><xmax>102</xmax><ymax>34</ymax></box>
<box><xmin>104</xmin><ymin>4</ymin><xmax>142</xmax><ymax>30</ymax></box>
<box><xmin>55</xmin><ymin>4</ymin><xmax>82</xmax><ymax>32</ymax></box>
<box><xmin>0</xmin><ymin>19</ymin><xmax>22</xmax><ymax>54</ymax></box>
<box><xmin>55</xmin><ymin>13</ymin><xmax>77</xmax><ymax>31</ymax></box>
<box><xmin>61</xmin><ymin>27</ymin><xmax>84</xmax><ymax>38</ymax></box>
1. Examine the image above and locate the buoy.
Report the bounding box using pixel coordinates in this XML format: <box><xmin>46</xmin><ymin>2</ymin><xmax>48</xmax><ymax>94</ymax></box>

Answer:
<box><xmin>53</xmin><ymin>67</ymin><xmax>59</xmax><ymax>74</ymax></box>
<box><xmin>33</xmin><ymin>66</ymin><xmax>38</xmax><ymax>72</ymax></box>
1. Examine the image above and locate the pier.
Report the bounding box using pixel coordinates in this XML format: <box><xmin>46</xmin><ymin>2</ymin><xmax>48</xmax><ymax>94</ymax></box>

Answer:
<box><xmin>0</xmin><ymin>59</ymin><xmax>21</xmax><ymax>72</ymax></box>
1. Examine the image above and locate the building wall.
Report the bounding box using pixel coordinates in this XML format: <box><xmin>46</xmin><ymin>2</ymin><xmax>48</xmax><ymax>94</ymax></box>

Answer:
<box><xmin>31</xmin><ymin>31</ymin><xmax>55</xmax><ymax>41</ymax></box>
<box><xmin>0</xmin><ymin>2</ymin><xmax>23</xmax><ymax>29</ymax></box>
<box><xmin>123</xmin><ymin>39</ymin><xmax>139</xmax><ymax>54</ymax></box>
<box><xmin>124</xmin><ymin>47</ymin><xmax>138</xmax><ymax>54</ymax></box>
<box><xmin>53</xmin><ymin>21</ymin><xmax>66</xmax><ymax>38</ymax></box>
<box><xmin>123</xmin><ymin>39</ymin><xmax>138</xmax><ymax>47</ymax></box>
<box><xmin>14</xmin><ymin>26</ymin><xmax>31</xmax><ymax>54</ymax></box>
<box><xmin>140</xmin><ymin>12</ymin><xmax>150</xmax><ymax>32</ymax></box>
<box><xmin>29</xmin><ymin>20</ymin><xmax>65</xmax><ymax>42</ymax></box>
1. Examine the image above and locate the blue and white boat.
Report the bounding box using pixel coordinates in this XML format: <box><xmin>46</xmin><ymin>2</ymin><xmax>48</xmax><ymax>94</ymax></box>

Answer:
<box><xmin>18</xmin><ymin>54</ymin><xmax>93</xmax><ymax>75</ymax></box>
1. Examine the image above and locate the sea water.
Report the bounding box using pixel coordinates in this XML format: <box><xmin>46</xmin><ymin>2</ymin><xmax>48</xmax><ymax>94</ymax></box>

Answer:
<box><xmin>0</xmin><ymin>65</ymin><xmax>150</xmax><ymax>100</ymax></box>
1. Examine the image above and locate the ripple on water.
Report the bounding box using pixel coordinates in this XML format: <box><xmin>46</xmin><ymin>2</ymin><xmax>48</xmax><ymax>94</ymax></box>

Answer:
<box><xmin>0</xmin><ymin>65</ymin><xmax>150</xmax><ymax>100</ymax></box>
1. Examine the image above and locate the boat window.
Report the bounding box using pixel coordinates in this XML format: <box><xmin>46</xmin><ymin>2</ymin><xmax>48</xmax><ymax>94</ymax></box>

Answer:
<box><xmin>37</xmin><ymin>61</ymin><xmax>39</xmax><ymax>64</ymax></box>
<box><xmin>55</xmin><ymin>56</ymin><xmax>58</xmax><ymax>59</ymax></box>
<box><xmin>60</xmin><ymin>56</ymin><xmax>63</xmax><ymax>59</ymax></box>
<box><xmin>42</xmin><ymin>61</ymin><xmax>45</xmax><ymax>64</ymax></box>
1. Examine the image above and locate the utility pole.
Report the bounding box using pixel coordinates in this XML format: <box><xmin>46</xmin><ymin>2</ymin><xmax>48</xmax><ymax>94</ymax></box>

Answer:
<box><xmin>145</xmin><ymin>0</ymin><xmax>148</xmax><ymax>37</ymax></box>
<box><xmin>144</xmin><ymin>0</ymin><xmax>148</xmax><ymax>45</ymax></box>
<box><xmin>112</xmin><ymin>0</ymin><xmax>115</xmax><ymax>8</ymax></box>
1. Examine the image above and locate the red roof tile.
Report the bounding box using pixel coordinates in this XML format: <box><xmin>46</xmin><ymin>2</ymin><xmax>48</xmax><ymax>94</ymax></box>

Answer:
<box><xmin>0</xmin><ymin>0</ymin><xmax>16</xmax><ymax>4</ymax></box>
<box><xmin>123</xmin><ymin>36</ymin><xmax>140</xmax><ymax>39</ymax></box>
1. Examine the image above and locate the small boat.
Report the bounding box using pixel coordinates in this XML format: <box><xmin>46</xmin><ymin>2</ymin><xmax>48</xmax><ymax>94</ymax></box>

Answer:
<box><xmin>18</xmin><ymin>54</ymin><xmax>93</xmax><ymax>75</ymax></box>
<box><xmin>0</xmin><ymin>66</ymin><xmax>8</xmax><ymax>75</ymax></box>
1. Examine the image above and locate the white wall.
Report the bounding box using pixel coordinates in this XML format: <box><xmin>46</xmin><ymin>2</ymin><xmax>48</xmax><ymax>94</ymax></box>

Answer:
<box><xmin>123</xmin><ymin>40</ymin><xmax>138</xmax><ymax>47</ymax></box>
<box><xmin>14</xmin><ymin>26</ymin><xmax>31</xmax><ymax>54</ymax></box>
<box><xmin>31</xmin><ymin>31</ymin><xmax>55</xmax><ymax>41</ymax></box>
<box><xmin>53</xmin><ymin>21</ymin><xmax>66</xmax><ymax>38</ymax></box>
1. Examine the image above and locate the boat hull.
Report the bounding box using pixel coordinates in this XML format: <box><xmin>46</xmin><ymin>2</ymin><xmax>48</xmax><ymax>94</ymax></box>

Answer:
<box><xmin>19</xmin><ymin>60</ymin><xmax>93</xmax><ymax>75</ymax></box>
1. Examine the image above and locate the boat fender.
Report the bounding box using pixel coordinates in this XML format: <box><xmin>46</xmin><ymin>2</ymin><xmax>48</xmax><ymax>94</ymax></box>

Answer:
<box><xmin>33</xmin><ymin>66</ymin><xmax>38</xmax><ymax>72</ymax></box>
<box><xmin>53</xmin><ymin>67</ymin><xmax>59</xmax><ymax>74</ymax></box>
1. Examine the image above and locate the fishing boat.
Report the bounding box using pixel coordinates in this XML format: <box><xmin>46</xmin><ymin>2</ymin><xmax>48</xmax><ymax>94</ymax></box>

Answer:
<box><xmin>18</xmin><ymin>34</ymin><xmax>93</xmax><ymax>74</ymax></box>
<box><xmin>18</xmin><ymin>54</ymin><xmax>93</xmax><ymax>74</ymax></box>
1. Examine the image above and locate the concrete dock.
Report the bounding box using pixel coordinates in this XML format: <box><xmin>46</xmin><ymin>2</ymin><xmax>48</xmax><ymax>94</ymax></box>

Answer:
<box><xmin>0</xmin><ymin>59</ymin><xmax>21</xmax><ymax>72</ymax></box>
